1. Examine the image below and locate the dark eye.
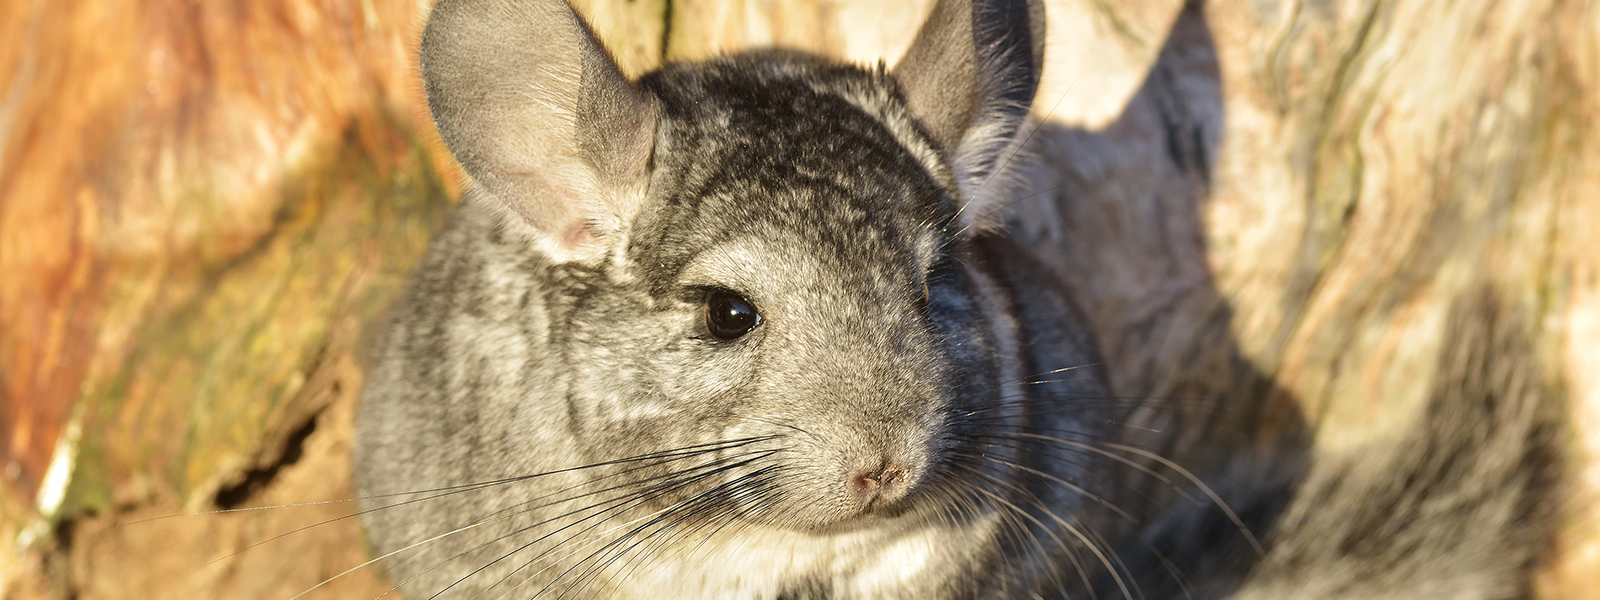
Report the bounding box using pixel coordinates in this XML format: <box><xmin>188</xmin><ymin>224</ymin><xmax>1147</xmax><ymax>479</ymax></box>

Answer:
<box><xmin>705</xmin><ymin>291</ymin><xmax>761</xmax><ymax>340</ymax></box>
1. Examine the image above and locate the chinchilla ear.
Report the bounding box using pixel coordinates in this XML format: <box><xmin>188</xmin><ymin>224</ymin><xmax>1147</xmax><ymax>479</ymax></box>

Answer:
<box><xmin>421</xmin><ymin>0</ymin><xmax>656</xmax><ymax>262</ymax></box>
<box><xmin>893</xmin><ymin>0</ymin><xmax>1044</xmax><ymax>229</ymax></box>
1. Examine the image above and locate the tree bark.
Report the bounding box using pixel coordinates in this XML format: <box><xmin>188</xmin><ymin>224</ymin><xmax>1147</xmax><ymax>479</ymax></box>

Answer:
<box><xmin>1</xmin><ymin>0</ymin><xmax>1594</xmax><ymax>597</ymax></box>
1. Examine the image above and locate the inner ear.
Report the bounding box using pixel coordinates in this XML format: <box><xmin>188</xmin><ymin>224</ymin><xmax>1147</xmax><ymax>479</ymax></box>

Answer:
<box><xmin>894</xmin><ymin>2</ymin><xmax>983</xmax><ymax>154</ymax></box>
<box><xmin>421</xmin><ymin>0</ymin><xmax>657</xmax><ymax>262</ymax></box>
<box><xmin>578</xmin><ymin>44</ymin><xmax>656</xmax><ymax>192</ymax></box>
<box><xmin>894</xmin><ymin>0</ymin><xmax>1044</xmax><ymax>153</ymax></box>
<box><xmin>893</xmin><ymin>0</ymin><xmax>1044</xmax><ymax>225</ymax></box>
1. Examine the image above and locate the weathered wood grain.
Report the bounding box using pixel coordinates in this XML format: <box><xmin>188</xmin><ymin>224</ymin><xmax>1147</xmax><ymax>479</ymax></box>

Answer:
<box><xmin>0</xmin><ymin>0</ymin><xmax>458</xmax><ymax>596</ymax></box>
<box><xmin>1</xmin><ymin>0</ymin><xmax>1594</xmax><ymax>597</ymax></box>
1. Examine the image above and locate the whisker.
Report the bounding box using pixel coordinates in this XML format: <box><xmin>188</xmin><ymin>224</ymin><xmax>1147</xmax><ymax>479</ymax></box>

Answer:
<box><xmin>1096</xmin><ymin>441</ymin><xmax>1264</xmax><ymax>556</ymax></box>
<box><xmin>577</xmin><ymin>466</ymin><xmax>787</xmax><ymax>599</ymax></box>
<box><xmin>473</xmin><ymin>443</ymin><xmax>775</xmax><ymax>524</ymax></box>
<box><xmin>734</xmin><ymin>416</ymin><xmax>819</xmax><ymax>445</ymax></box>
<box><xmin>967</xmin><ymin>429</ymin><xmax>1262</xmax><ymax>556</ymax></box>
<box><xmin>947</xmin><ymin>450</ymin><xmax>1136</xmax><ymax>524</ymax></box>
<box><xmin>961</xmin><ymin>430</ymin><xmax>1203</xmax><ymax>506</ymax></box>
<box><xmin>967</xmin><ymin>464</ymin><xmax>1131</xmax><ymax>600</ymax></box>
<box><xmin>953</xmin><ymin>450</ymin><xmax>1196</xmax><ymax>600</ymax></box>
<box><xmin>468</xmin><ymin>452</ymin><xmax>780</xmax><ymax>600</ymax></box>
<box><xmin>947</xmin><ymin>432</ymin><xmax>1173</xmax><ymax>513</ymax></box>
<box><xmin>921</xmin><ymin>469</ymin><xmax>1043</xmax><ymax>596</ymax></box>
<box><xmin>485</xmin><ymin>506</ymin><xmax>686</xmax><ymax>600</ymax></box>
<box><xmin>480</xmin><ymin>505</ymin><xmax>680</xmax><ymax>600</ymax></box>
<box><xmin>942</xmin><ymin>461</ymin><xmax>1089</xmax><ymax>600</ymax></box>
<box><xmin>567</xmin><ymin>472</ymin><xmax>771</xmax><ymax>596</ymax></box>
<box><xmin>135</xmin><ymin>476</ymin><xmax>530</xmax><ymax>529</ymax></box>
<box><xmin>338</xmin><ymin>451</ymin><xmax>771</xmax><ymax>600</ymax></box>
<box><xmin>538</xmin><ymin>459</ymin><xmax>777</xmax><ymax>599</ymax></box>
<box><xmin>214</xmin><ymin>436</ymin><xmax>781</xmax><ymax>576</ymax></box>
<box><xmin>1008</xmin><ymin>362</ymin><xmax>1105</xmax><ymax>385</ymax></box>
<box><xmin>949</xmin><ymin>394</ymin><xmax>1221</xmax><ymax>418</ymax></box>
<box><xmin>943</xmin><ymin>73</ymin><xmax>1079</xmax><ymax>243</ymax></box>
<box><xmin>674</xmin><ymin>469</ymin><xmax>793</xmax><ymax>564</ymax></box>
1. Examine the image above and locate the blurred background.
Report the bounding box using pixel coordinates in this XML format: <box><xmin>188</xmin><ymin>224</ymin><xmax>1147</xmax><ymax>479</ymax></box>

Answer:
<box><xmin>1</xmin><ymin>0</ymin><xmax>1597</xmax><ymax>597</ymax></box>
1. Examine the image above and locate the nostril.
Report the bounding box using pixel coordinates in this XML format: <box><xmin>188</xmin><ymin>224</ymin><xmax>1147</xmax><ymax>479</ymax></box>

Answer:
<box><xmin>849</xmin><ymin>470</ymin><xmax>882</xmax><ymax>499</ymax></box>
<box><xmin>846</xmin><ymin>462</ymin><xmax>912</xmax><ymax>507</ymax></box>
<box><xmin>881</xmin><ymin>466</ymin><xmax>907</xmax><ymax>489</ymax></box>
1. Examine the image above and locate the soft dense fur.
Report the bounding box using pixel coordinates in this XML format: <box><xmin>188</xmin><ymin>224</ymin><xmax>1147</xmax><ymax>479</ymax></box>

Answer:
<box><xmin>354</xmin><ymin>1</ymin><xmax>1563</xmax><ymax>598</ymax></box>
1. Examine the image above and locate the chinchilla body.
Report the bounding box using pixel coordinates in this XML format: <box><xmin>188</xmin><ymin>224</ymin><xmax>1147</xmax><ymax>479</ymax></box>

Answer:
<box><xmin>356</xmin><ymin>0</ymin><xmax>1117</xmax><ymax>597</ymax></box>
<box><xmin>355</xmin><ymin>0</ymin><xmax>1564</xmax><ymax>598</ymax></box>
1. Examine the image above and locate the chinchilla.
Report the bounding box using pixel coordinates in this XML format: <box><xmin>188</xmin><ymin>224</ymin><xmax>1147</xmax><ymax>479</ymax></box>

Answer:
<box><xmin>353</xmin><ymin>0</ymin><xmax>1564</xmax><ymax>598</ymax></box>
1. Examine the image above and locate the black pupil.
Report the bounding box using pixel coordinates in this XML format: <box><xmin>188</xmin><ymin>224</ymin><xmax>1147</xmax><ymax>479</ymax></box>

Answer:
<box><xmin>706</xmin><ymin>292</ymin><xmax>760</xmax><ymax>340</ymax></box>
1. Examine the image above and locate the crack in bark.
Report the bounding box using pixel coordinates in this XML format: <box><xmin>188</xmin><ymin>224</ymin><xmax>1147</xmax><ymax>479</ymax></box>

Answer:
<box><xmin>212</xmin><ymin>410</ymin><xmax>321</xmax><ymax>509</ymax></box>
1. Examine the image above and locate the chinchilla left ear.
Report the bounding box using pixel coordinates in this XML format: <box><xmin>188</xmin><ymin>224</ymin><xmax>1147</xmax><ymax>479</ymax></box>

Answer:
<box><xmin>421</xmin><ymin>0</ymin><xmax>657</xmax><ymax>263</ymax></box>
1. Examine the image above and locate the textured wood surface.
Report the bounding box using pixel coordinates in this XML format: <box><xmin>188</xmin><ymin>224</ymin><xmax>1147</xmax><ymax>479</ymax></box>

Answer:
<box><xmin>1006</xmin><ymin>3</ymin><xmax>1600</xmax><ymax>597</ymax></box>
<box><xmin>0</xmin><ymin>0</ymin><xmax>457</xmax><ymax>596</ymax></box>
<box><xmin>1</xmin><ymin>0</ymin><xmax>1595</xmax><ymax>598</ymax></box>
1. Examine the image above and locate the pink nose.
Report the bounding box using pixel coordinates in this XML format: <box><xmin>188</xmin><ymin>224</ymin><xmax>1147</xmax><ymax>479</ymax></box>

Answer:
<box><xmin>847</xmin><ymin>462</ymin><xmax>911</xmax><ymax>507</ymax></box>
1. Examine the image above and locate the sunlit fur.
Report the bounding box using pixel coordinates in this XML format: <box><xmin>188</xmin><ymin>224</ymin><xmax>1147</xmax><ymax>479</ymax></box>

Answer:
<box><xmin>351</xmin><ymin>0</ymin><xmax>1564</xmax><ymax>599</ymax></box>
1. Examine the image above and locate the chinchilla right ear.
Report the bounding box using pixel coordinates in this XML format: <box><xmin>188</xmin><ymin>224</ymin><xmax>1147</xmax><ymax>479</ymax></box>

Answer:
<box><xmin>420</xmin><ymin>0</ymin><xmax>656</xmax><ymax>263</ymax></box>
<box><xmin>893</xmin><ymin>0</ymin><xmax>1045</xmax><ymax>231</ymax></box>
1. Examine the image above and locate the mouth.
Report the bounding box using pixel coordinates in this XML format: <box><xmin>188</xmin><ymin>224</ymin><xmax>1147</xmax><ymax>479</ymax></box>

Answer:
<box><xmin>796</xmin><ymin>498</ymin><xmax>924</xmax><ymax>535</ymax></box>
<box><xmin>769</xmin><ymin>464</ymin><xmax>933</xmax><ymax>534</ymax></box>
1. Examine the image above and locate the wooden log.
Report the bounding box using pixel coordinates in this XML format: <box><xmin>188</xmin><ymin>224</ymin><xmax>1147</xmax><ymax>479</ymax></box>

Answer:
<box><xmin>0</xmin><ymin>0</ymin><xmax>460</xmax><ymax>596</ymax></box>
<box><xmin>1</xmin><ymin>0</ymin><xmax>1594</xmax><ymax>597</ymax></box>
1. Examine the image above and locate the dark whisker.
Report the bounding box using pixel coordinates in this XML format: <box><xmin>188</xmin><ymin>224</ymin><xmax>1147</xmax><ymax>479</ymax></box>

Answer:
<box><xmin>465</xmin><ymin>452</ymin><xmax>780</xmax><ymax>600</ymax></box>
<box><xmin>337</xmin><ymin>450</ymin><xmax>774</xmax><ymax>600</ymax></box>
<box><xmin>674</xmin><ymin>470</ymin><xmax>794</xmax><ymax>563</ymax></box>
<box><xmin>536</xmin><ymin>458</ymin><xmax>779</xmax><ymax>599</ymax></box>
<box><xmin>577</xmin><ymin>465</ymin><xmax>788</xmax><ymax>599</ymax></box>
<box><xmin>473</xmin><ymin>443</ymin><xmax>777</xmax><ymax>525</ymax></box>
<box><xmin>428</xmin><ymin>454</ymin><xmax>777</xmax><ymax>598</ymax></box>
<box><xmin>266</xmin><ymin>436</ymin><xmax>782</xmax><ymax>579</ymax></box>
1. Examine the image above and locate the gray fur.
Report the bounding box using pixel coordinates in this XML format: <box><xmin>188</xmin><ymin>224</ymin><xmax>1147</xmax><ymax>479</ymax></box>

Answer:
<box><xmin>356</xmin><ymin>0</ymin><xmax>1563</xmax><ymax>598</ymax></box>
<box><xmin>360</xmin><ymin>0</ymin><xmax>1110</xmax><ymax>597</ymax></box>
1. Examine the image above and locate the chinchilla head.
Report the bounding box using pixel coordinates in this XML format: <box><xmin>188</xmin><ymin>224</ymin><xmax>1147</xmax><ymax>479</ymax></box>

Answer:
<box><xmin>415</xmin><ymin>0</ymin><xmax>1044</xmax><ymax>531</ymax></box>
